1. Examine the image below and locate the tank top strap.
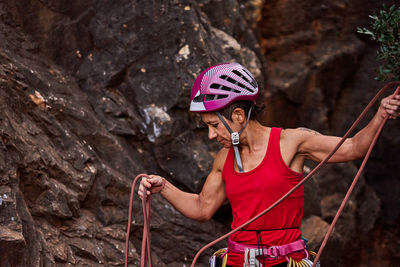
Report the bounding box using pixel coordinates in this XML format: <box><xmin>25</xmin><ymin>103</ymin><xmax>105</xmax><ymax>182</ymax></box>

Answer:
<box><xmin>268</xmin><ymin>127</ymin><xmax>282</xmax><ymax>154</ymax></box>
<box><xmin>222</xmin><ymin>147</ymin><xmax>234</xmax><ymax>182</ymax></box>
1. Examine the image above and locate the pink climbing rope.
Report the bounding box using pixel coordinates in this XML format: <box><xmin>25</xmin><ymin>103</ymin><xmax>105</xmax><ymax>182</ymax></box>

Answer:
<box><xmin>311</xmin><ymin>84</ymin><xmax>400</xmax><ymax>266</ymax></box>
<box><xmin>125</xmin><ymin>174</ymin><xmax>152</xmax><ymax>267</ymax></box>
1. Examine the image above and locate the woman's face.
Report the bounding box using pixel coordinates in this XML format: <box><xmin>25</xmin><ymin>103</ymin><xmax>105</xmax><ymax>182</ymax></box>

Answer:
<box><xmin>200</xmin><ymin>112</ymin><xmax>235</xmax><ymax>148</ymax></box>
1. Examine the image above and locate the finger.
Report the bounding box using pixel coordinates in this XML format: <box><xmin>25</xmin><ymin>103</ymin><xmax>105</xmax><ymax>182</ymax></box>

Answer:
<box><xmin>148</xmin><ymin>176</ymin><xmax>162</xmax><ymax>186</ymax></box>
<box><xmin>141</xmin><ymin>179</ymin><xmax>152</xmax><ymax>188</ymax></box>
<box><xmin>386</xmin><ymin>104</ymin><xmax>398</xmax><ymax>113</ymax></box>
<box><xmin>138</xmin><ymin>181</ymin><xmax>150</xmax><ymax>194</ymax></box>
<box><xmin>138</xmin><ymin>187</ymin><xmax>151</xmax><ymax>198</ymax></box>
<box><xmin>386</xmin><ymin>109</ymin><xmax>396</xmax><ymax>116</ymax></box>
<box><xmin>387</xmin><ymin>110</ymin><xmax>400</xmax><ymax>119</ymax></box>
<box><xmin>138</xmin><ymin>185</ymin><xmax>146</xmax><ymax>195</ymax></box>
<box><xmin>148</xmin><ymin>175</ymin><xmax>161</xmax><ymax>181</ymax></box>
<box><xmin>386</xmin><ymin>105</ymin><xmax>400</xmax><ymax>114</ymax></box>
<box><xmin>384</xmin><ymin>100</ymin><xmax>400</xmax><ymax>112</ymax></box>
<box><xmin>388</xmin><ymin>98</ymin><xmax>400</xmax><ymax>107</ymax></box>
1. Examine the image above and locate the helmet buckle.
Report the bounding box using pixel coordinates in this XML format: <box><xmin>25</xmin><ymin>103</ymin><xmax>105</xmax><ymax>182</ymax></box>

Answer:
<box><xmin>231</xmin><ymin>132</ymin><xmax>240</xmax><ymax>145</ymax></box>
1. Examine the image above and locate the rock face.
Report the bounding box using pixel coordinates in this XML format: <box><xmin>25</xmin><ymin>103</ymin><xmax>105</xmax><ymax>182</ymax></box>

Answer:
<box><xmin>0</xmin><ymin>0</ymin><xmax>398</xmax><ymax>266</ymax></box>
<box><xmin>0</xmin><ymin>1</ymin><xmax>262</xmax><ymax>266</ymax></box>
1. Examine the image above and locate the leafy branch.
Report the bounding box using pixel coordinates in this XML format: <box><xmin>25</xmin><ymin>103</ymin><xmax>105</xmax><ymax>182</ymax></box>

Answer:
<box><xmin>357</xmin><ymin>5</ymin><xmax>400</xmax><ymax>81</ymax></box>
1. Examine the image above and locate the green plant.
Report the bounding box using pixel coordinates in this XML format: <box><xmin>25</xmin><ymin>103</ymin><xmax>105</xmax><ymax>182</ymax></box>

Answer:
<box><xmin>357</xmin><ymin>5</ymin><xmax>400</xmax><ymax>81</ymax></box>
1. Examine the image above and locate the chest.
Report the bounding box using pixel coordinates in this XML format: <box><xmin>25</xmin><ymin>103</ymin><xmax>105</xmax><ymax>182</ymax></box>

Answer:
<box><xmin>239</xmin><ymin>140</ymin><xmax>298</xmax><ymax>173</ymax></box>
<box><xmin>224</xmin><ymin>157</ymin><xmax>303</xmax><ymax>205</ymax></box>
<box><xmin>239</xmin><ymin>149</ymin><xmax>267</xmax><ymax>172</ymax></box>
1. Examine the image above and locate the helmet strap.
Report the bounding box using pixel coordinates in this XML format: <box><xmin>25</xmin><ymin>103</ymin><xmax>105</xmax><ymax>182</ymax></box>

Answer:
<box><xmin>216</xmin><ymin>104</ymin><xmax>253</xmax><ymax>172</ymax></box>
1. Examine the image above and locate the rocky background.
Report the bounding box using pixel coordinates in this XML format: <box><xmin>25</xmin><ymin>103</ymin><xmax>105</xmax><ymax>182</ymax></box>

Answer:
<box><xmin>0</xmin><ymin>0</ymin><xmax>399</xmax><ymax>266</ymax></box>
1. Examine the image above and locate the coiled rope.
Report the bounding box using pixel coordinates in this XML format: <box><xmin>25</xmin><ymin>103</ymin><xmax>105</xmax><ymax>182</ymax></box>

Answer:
<box><xmin>125</xmin><ymin>82</ymin><xmax>400</xmax><ymax>267</ymax></box>
<box><xmin>125</xmin><ymin>174</ymin><xmax>152</xmax><ymax>267</ymax></box>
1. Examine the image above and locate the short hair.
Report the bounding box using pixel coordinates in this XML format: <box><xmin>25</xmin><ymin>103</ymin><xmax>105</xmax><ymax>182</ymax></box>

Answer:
<box><xmin>218</xmin><ymin>100</ymin><xmax>264</xmax><ymax>121</ymax></box>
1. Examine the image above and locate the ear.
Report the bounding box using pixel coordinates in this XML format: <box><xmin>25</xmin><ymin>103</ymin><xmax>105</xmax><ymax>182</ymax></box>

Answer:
<box><xmin>231</xmin><ymin>108</ymin><xmax>246</xmax><ymax>124</ymax></box>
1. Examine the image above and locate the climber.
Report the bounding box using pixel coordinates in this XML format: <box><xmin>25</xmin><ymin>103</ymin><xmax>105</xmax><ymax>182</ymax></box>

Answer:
<box><xmin>138</xmin><ymin>62</ymin><xmax>400</xmax><ymax>267</ymax></box>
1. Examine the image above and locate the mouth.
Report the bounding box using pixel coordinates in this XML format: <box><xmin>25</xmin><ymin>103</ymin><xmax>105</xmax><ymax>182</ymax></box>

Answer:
<box><xmin>217</xmin><ymin>139</ymin><xmax>230</xmax><ymax>147</ymax></box>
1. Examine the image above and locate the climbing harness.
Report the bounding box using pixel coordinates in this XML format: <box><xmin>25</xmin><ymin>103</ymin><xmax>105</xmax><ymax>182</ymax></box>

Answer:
<box><xmin>234</xmin><ymin>237</ymin><xmax>307</xmax><ymax>266</ymax></box>
<box><xmin>216</xmin><ymin>104</ymin><xmax>254</xmax><ymax>172</ymax></box>
<box><xmin>228</xmin><ymin>238</ymin><xmax>306</xmax><ymax>259</ymax></box>
<box><xmin>217</xmin><ymin>236</ymin><xmax>318</xmax><ymax>267</ymax></box>
<box><xmin>125</xmin><ymin>82</ymin><xmax>400</xmax><ymax>267</ymax></box>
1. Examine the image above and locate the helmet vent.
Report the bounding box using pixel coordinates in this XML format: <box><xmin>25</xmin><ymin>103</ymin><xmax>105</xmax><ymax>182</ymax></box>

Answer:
<box><xmin>210</xmin><ymin>83</ymin><xmax>241</xmax><ymax>93</ymax></box>
<box><xmin>193</xmin><ymin>93</ymin><xmax>228</xmax><ymax>102</ymax></box>
<box><xmin>204</xmin><ymin>94</ymin><xmax>228</xmax><ymax>101</ymax></box>
<box><xmin>240</xmin><ymin>69</ymin><xmax>258</xmax><ymax>89</ymax></box>
<box><xmin>219</xmin><ymin>75</ymin><xmax>255</xmax><ymax>93</ymax></box>
<box><xmin>193</xmin><ymin>94</ymin><xmax>205</xmax><ymax>102</ymax></box>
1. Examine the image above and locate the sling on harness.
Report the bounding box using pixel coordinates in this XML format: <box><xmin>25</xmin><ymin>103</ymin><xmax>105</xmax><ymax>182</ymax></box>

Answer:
<box><xmin>216</xmin><ymin>104</ymin><xmax>254</xmax><ymax>172</ymax></box>
<box><xmin>209</xmin><ymin>248</ymin><xmax>228</xmax><ymax>267</ymax></box>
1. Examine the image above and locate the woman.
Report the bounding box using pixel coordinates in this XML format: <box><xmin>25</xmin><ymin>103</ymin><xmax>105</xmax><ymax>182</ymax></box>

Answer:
<box><xmin>138</xmin><ymin>62</ymin><xmax>400</xmax><ymax>266</ymax></box>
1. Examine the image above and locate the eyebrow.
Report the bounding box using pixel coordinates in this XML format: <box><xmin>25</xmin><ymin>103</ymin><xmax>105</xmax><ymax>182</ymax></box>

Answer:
<box><xmin>202</xmin><ymin>119</ymin><xmax>219</xmax><ymax>125</ymax></box>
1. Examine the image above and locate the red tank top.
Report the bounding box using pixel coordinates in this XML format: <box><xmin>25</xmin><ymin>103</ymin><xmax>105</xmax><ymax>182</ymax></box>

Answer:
<box><xmin>222</xmin><ymin>128</ymin><xmax>305</xmax><ymax>266</ymax></box>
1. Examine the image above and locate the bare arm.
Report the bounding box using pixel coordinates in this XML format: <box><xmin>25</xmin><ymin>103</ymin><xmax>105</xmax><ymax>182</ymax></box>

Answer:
<box><xmin>138</xmin><ymin>149</ymin><xmax>227</xmax><ymax>221</ymax></box>
<box><xmin>297</xmin><ymin>93</ymin><xmax>400</xmax><ymax>163</ymax></box>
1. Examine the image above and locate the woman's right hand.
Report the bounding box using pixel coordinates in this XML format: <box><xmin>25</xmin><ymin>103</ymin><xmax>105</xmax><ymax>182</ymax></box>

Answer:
<box><xmin>138</xmin><ymin>175</ymin><xmax>166</xmax><ymax>199</ymax></box>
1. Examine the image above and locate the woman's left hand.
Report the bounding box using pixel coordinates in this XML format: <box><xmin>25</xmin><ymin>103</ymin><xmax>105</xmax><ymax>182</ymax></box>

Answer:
<box><xmin>380</xmin><ymin>93</ymin><xmax>400</xmax><ymax>119</ymax></box>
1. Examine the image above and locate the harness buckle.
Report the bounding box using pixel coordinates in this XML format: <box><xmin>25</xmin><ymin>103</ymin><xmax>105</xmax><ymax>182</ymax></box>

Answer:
<box><xmin>267</xmin><ymin>246</ymin><xmax>280</xmax><ymax>258</ymax></box>
<box><xmin>231</xmin><ymin>132</ymin><xmax>240</xmax><ymax>145</ymax></box>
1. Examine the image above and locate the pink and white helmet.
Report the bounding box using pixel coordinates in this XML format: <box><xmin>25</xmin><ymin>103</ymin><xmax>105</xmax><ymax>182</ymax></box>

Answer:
<box><xmin>189</xmin><ymin>62</ymin><xmax>259</xmax><ymax>112</ymax></box>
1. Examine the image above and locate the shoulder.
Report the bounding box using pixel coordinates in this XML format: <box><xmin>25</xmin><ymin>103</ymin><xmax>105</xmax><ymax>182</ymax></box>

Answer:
<box><xmin>281</xmin><ymin>127</ymin><xmax>322</xmax><ymax>146</ymax></box>
<box><xmin>212</xmin><ymin>147</ymin><xmax>230</xmax><ymax>172</ymax></box>
<box><xmin>281</xmin><ymin>127</ymin><xmax>321</xmax><ymax>138</ymax></box>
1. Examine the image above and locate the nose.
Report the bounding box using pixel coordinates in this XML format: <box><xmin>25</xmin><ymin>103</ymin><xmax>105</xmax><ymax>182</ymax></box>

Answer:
<box><xmin>208</xmin><ymin>126</ymin><xmax>217</xmax><ymax>140</ymax></box>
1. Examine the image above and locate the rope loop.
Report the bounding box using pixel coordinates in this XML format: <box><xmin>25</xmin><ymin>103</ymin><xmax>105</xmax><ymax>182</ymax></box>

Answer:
<box><xmin>125</xmin><ymin>174</ymin><xmax>152</xmax><ymax>267</ymax></box>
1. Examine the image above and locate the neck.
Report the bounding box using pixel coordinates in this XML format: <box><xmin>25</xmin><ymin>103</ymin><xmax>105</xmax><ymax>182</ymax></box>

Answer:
<box><xmin>238</xmin><ymin>121</ymin><xmax>270</xmax><ymax>152</ymax></box>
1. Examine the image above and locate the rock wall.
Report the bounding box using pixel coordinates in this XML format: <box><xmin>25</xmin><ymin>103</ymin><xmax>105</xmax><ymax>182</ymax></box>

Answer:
<box><xmin>0</xmin><ymin>1</ymin><xmax>263</xmax><ymax>266</ymax></box>
<box><xmin>0</xmin><ymin>0</ymin><xmax>398</xmax><ymax>266</ymax></box>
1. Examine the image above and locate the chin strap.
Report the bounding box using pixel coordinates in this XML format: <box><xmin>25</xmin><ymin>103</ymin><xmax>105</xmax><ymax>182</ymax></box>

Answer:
<box><xmin>216</xmin><ymin>105</ymin><xmax>253</xmax><ymax>172</ymax></box>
